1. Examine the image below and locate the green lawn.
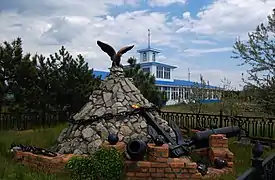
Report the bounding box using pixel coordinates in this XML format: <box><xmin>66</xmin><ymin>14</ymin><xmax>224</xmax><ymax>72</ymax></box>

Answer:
<box><xmin>0</xmin><ymin>124</ymin><xmax>69</xmax><ymax>180</ymax></box>
<box><xmin>162</xmin><ymin>102</ymin><xmax>268</xmax><ymax>117</ymax></box>
<box><xmin>0</xmin><ymin>123</ymin><xmax>274</xmax><ymax>180</ymax></box>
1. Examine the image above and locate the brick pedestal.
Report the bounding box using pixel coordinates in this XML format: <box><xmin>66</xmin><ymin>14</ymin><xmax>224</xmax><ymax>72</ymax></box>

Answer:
<box><xmin>100</xmin><ymin>141</ymin><xmax>126</xmax><ymax>153</ymax></box>
<box><xmin>208</xmin><ymin>134</ymin><xmax>234</xmax><ymax>167</ymax></box>
<box><xmin>14</xmin><ymin>151</ymin><xmax>80</xmax><ymax>173</ymax></box>
<box><xmin>147</xmin><ymin>143</ymin><xmax>169</xmax><ymax>163</ymax></box>
<box><xmin>125</xmin><ymin>143</ymin><xmax>202</xmax><ymax>179</ymax></box>
<box><xmin>125</xmin><ymin>158</ymin><xmax>202</xmax><ymax>179</ymax></box>
<box><xmin>13</xmin><ymin>135</ymin><xmax>235</xmax><ymax>179</ymax></box>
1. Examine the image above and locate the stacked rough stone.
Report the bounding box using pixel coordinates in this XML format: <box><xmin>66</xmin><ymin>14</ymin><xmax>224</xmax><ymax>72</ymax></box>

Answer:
<box><xmin>55</xmin><ymin>67</ymin><xmax>175</xmax><ymax>155</ymax></box>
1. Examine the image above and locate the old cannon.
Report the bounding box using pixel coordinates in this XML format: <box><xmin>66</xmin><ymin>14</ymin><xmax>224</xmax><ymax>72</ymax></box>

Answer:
<box><xmin>165</xmin><ymin>126</ymin><xmax>241</xmax><ymax>157</ymax></box>
<box><xmin>130</xmin><ymin>105</ymin><xmax>241</xmax><ymax>158</ymax></box>
<box><xmin>126</xmin><ymin>139</ymin><xmax>147</xmax><ymax>161</ymax></box>
<box><xmin>191</xmin><ymin>126</ymin><xmax>241</xmax><ymax>149</ymax></box>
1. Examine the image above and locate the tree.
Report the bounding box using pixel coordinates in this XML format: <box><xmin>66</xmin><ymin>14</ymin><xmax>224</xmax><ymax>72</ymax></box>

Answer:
<box><xmin>124</xmin><ymin>57</ymin><xmax>166</xmax><ymax>107</ymax></box>
<box><xmin>0</xmin><ymin>38</ymin><xmax>101</xmax><ymax>113</ymax></box>
<box><xmin>32</xmin><ymin>46</ymin><xmax>101</xmax><ymax>113</ymax></box>
<box><xmin>188</xmin><ymin>74</ymin><xmax>207</xmax><ymax>114</ymax></box>
<box><xmin>233</xmin><ymin>8</ymin><xmax>275</xmax><ymax>115</ymax></box>
<box><xmin>218</xmin><ymin>77</ymin><xmax>242</xmax><ymax>116</ymax></box>
<box><xmin>0</xmin><ymin>38</ymin><xmax>38</xmax><ymax>112</ymax></box>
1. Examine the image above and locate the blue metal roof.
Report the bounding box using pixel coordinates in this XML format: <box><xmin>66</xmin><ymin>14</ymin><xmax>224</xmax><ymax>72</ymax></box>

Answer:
<box><xmin>156</xmin><ymin>79</ymin><xmax>218</xmax><ymax>89</ymax></box>
<box><xmin>139</xmin><ymin>62</ymin><xmax>177</xmax><ymax>69</ymax></box>
<box><xmin>93</xmin><ymin>70</ymin><xmax>109</xmax><ymax>80</ymax></box>
<box><xmin>137</xmin><ymin>47</ymin><xmax>161</xmax><ymax>53</ymax></box>
<box><xmin>92</xmin><ymin>70</ymin><xmax>219</xmax><ymax>89</ymax></box>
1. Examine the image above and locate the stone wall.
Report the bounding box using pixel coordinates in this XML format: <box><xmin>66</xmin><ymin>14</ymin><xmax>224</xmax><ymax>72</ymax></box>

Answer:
<box><xmin>13</xmin><ymin>134</ymin><xmax>234</xmax><ymax>180</ymax></box>
<box><xmin>55</xmin><ymin>67</ymin><xmax>175</xmax><ymax>155</ymax></box>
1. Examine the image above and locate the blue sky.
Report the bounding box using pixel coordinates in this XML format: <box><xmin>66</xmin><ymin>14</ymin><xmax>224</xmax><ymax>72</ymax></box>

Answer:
<box><xmin>0</xmin><ymin>0</ymin><xmax>274</xmax><ymax>89</ymax></box>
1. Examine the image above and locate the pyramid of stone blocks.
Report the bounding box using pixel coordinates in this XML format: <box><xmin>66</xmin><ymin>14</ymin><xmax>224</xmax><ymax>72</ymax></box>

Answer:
<box><xmin>55</xmin><ymin>67</ymin><xmax>175</xmax><ymax>155</ymax></box>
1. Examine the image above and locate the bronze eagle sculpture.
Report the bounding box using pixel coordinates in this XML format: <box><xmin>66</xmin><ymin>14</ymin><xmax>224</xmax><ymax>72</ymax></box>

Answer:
<box><xmin>97</xmin><ymin>40</ymin><xmax>134</xmax><ymax>68</ymax></box>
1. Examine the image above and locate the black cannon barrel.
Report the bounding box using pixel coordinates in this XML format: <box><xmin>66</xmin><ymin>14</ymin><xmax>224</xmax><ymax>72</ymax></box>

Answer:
<box><xmin>126</xmin><ymin>139</ymin><xmax>147</xmax><ymax>161</ymax></box>
<box><xmin>193</xmin><ymin>126</ymin><xmax>241</xmax><ymax>141</ymax></box>
<box><xmin>191</xmin><ymin>126</ymin><xmax>241</xmax><ymax>149</ymax></box>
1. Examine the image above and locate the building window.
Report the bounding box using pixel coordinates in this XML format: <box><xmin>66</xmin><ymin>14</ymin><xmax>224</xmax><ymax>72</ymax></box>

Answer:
<box><xmin>184</xmin><ymin>88</ymin><xmax>190</xmax><ymax>100</ymax></box>
<box><xmin>156</xmin><ymin>66</ymin><xmax>163</xmax><ymax>78</ymax></box>
<box><xmin>210</xmin><ymin>90</ymin><xmax>214</xmax><ymax>99</ymax></box>
<box><xmin>152</xmin><ymin>52</ymin><xmax>156</xmax><ymax>61</ymax></box>
<box><xmin>207</xmin><ymin>90</ymin><xmax>211</xmax><ymax>99</ymax></box>
<box><xmin>163</xmin><ymin>87</ymin><xmax>170</xmax><ymax>100</ymax></box>
<box><xmin>171</xmin><ymin>87</ymin><xmax>178</xmax><ymax>100</ymax></box>
<box><xmin>213</xmin><ymin>91</ymin><xmax>218</xmax><ymax>99</ymax></box>
<box><xmin>142</xmin><ymin>67</ymin><xmax>150</xmax><ymax>73</ymax></box>
<box><xmin>164</xmin><ymin>67</ymin><xmax>170</xmax><ymax>79</ymax></box>
<box><xmin>179</xmin><ymin>88</ymin><xmax>184</xmax><ymax>100</ymax></box>
<box><xmin>143</xmin><ymin>52</ymin><xmax>147</xmax><ymax>62</ymax></box>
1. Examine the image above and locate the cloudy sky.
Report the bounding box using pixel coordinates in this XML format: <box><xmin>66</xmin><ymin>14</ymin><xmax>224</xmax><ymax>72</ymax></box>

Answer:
<box><xmin>0</xmin><ymin>0</ymin><xmax>274</xmax><ymax>89</ymax></box>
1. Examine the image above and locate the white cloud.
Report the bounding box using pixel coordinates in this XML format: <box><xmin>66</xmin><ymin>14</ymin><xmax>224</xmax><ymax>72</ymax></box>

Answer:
<box><xmin>184</xmin><ymin>47</ymin><xmax>232</xmax><ymax>56</ymax></box>
<box><xmin>0</xmin><ymin>0</ymin><xmax>273</xmax><ymax>90</ymax></box>
<box><xmin>173</xmin><ymin>0</ymin><xmax>275</xmax><ymax>38</ymax></box>
<box><xmin>148</xmin><ymin>0</ymin><xmax>187</xmax><ymax>7</ymax></box>
<box><xmin>173</xmin><ymin>68</ymin><xmax>245</xmax><ymax>90</ymax></box>
<box><xmin>0</xmin><ymin>1</ymin><xmax>178</xmax><ymax>69</ymax></box>
<box><xmin>182</xmin><ymin>11</ymin><xmax>191</xmax><ymax>19</ymax></box>
<box><xmin>191</xmin><ymin>40</ymin><xmax>216</xmax><ymax>45</ymax></box>
<box><xmin>124</xmin><ymin>0</ymin><xmax>142</xmax><ymax>6</ymax></box>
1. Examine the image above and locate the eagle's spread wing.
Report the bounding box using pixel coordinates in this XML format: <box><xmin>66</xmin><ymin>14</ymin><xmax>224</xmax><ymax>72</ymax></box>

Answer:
<box><xmin>97</xmin><ymin>41</ymin><xmax>116</xmax><ymax>59</ymax></box>
<box><xmin>117</xmin><ymin>45</ymin><xmax>134</xmax><ymax>55</ymax></box>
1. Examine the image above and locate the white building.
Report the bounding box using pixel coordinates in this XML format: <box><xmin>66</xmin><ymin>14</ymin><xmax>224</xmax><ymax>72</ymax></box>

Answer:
<box><xmin>93</xmin><ymin>30</ymin><xmax>221</xmax><ymax>105</ymax></box>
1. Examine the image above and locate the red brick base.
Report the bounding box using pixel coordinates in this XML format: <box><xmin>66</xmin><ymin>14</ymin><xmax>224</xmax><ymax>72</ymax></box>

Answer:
<box><xmin>13</xmin><ymin>134</ymin><xmax>234</xmax><ymax>179</ymax></box>
<box><xmin>13</xmin><ymin>151</ymin><xmax>81</xmax><ymax>173</ymax></box>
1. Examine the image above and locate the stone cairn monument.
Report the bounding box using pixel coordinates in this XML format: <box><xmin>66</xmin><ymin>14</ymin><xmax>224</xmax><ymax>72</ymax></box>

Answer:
<box><xmin>55</xmin><ymin>41</ymin><xmax>175</xmax><ymax>155</ymax></box>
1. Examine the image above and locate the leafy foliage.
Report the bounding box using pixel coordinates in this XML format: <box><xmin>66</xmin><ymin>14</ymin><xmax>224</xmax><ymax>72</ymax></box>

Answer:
<box><xmin>31</xmin><ymin>46</ymin><xmax>101</xmax><ymax>112</ymax></box>
<box><xmin>233</xmin><ymin>8</ymin><xmax>275</xmax><ymax>115</ymax></box>
<box><xmin>0</xmin><ymin>38</ymin><xmax>101</xmax><ymax>113</ymax></box>
<box><xmin>188</xmin><ymin>74</ymin><xmax>207</xmax><ymax>114</ymax></box>
<box><xmin>0</xmin><ymin>38</ymin><xmax>35</xmax><ymax>111</ymax></box>
<box><xmin>124</xmin><ymin>57</ymin><xmax>167</xmax><ymax>107</ymax></box>
<box><xmin>66</xmin><ymin>148</ymin><xmax>125</xmax><ymax>180</ymax></box>
<box><xmin>218</xmin><ymin>78</ymin><xmax>242</xmax><ymax>116</ymax></box>
<box><xmin>66</xmin><ymin>156</ymin><xmax>95</xmax><ymax>180</ymax></box>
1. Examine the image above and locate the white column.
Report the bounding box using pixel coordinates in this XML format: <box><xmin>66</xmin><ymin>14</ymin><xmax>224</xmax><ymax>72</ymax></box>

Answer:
<box><xmin>183</xmin><ymin>88</ymin><xmax>186</xmax><ymax>101</ymax></box>
<box><xmin>169</xmin><ymin>87</ymin><xmax>172</xmax><ymax>100</ymax></box>
<box><xmin>178</xmin><ymin>87</ymin><xmax>181</xmax><ymax>102</ymax></box>
<box><xmin>211</xmin><ymin>90</ymin><xmax>214</xmax><ymax>99</ymax></box>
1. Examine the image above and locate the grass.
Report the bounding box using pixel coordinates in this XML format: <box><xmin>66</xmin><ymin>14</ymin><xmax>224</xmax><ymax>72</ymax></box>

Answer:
<box><xmin>161</xmin><ymin>102</ymin><xmax>268</xmax><ymax>117</ymax></box>
<box><xmin>162</xmin><ymin>103</ymin><xmax>275</xmax><ymax>179</ymax></box>
<box><xmin>0</xmin><ymin>124</ymin><xmax>274</xmax><ymax>180</ymax></box>
<box><xmin>213</xmin><ymin>140</ymin><xmax>275</xmax><ymax>180</ymax></box>
<box><xmin>0</xmin><ymin>124</ymin><xmax>69</xmax><ymax>180</ymax></box>
<box><xmin>162</xmin><ymin>103</ymin><xmax>275</xmax><ymax>140</ymax></box>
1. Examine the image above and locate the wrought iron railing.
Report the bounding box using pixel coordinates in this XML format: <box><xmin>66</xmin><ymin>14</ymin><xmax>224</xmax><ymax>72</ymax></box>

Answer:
<box><xmin>1</xmin><ymin>110</ymin><xmax>275</xmax><ymax>138</ymax></box>
<box><xmin>0</xmin><ymin>111</ymin><xmax>70</xmax><ymax>130</ymax></box>
<box><xmin>160</xmin><ymin>111</ymin><xmax>275</xmax><ymax>139</ymax></box>
<box><xmin>237</xmin><ymin>142</ymin><xmax>275</xmax><ymax>180</ymax></box>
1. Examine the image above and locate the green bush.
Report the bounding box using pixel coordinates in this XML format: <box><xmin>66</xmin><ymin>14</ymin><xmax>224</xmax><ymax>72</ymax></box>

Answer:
<box><xmin>66</xmin><ymin>148</ymin><xmax>125</xmax><ymax>180</ymax></box>
<box><xmin>66</xmin><ymin>156</ymin><xmax>94</xmax><ymax>180</ymax></box>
